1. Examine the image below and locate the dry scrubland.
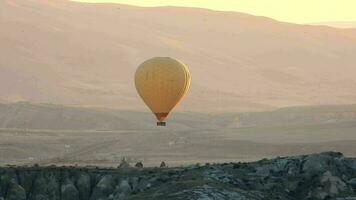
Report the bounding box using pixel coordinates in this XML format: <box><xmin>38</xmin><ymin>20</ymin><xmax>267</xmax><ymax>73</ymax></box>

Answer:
<box><xmin>0</xmin><ymin>103</ymin><xmax>355</xmax><ymax>167</ymax></box>
<box><xmin>1</xmin><ymin>0</ymin><xmax>355</xmax><ymax>166</ymax></box>
<box><xmin>1</xmin><ymin>2</ymin><xmax>356</xmax><ymax>199</ymax></box>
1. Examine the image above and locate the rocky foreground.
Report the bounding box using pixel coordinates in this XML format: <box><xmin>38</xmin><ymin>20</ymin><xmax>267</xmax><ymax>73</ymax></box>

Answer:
<box><xmin>1</xmin><ymin>152</ymin><xmax>356</xmax><ymax>200</ymax></box>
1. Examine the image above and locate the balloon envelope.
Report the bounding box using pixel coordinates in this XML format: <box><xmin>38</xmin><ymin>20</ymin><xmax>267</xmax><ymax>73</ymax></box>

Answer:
<box><xmin>135</xmin><ymin>57</ymin><xmax>191</xmax><ymax>122</ymax></box>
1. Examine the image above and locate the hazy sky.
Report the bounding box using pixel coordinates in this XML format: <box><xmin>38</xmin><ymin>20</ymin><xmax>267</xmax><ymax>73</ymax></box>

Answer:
<box><xmin>73</xmin><ymin>0</ymin><xmax>356</xmax><ymax>24</ymax></box>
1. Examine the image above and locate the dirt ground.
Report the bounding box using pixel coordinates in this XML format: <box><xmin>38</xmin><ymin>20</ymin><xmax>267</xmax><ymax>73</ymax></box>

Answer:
<box><xmin>1</xmin><ymin>122</ymin><xmax>355</xmax><ymax>167</ymax></box>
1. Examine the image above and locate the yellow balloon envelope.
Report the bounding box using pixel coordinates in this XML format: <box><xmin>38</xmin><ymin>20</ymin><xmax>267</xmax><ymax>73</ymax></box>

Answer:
<box><xmin>135</xmin><ymin>57</ymin><xmax>191</xmax><ymax>125</ymax></box>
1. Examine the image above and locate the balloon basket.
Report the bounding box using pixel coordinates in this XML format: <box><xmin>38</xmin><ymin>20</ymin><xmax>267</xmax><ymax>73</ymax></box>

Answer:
<box><xmin>157</xmin><ymin>122</ymin><xmax>166</xmax><ymax>126</ymax></box>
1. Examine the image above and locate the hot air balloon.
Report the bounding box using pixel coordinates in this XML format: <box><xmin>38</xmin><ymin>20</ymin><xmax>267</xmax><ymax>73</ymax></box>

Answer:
<box><xmin>135</xmin><ymin>57</ymin><xmax>191</xmax><ymax>126</ymax></box>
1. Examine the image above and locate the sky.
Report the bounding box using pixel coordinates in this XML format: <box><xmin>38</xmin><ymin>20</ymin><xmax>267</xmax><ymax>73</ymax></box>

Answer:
<box><xmin>73</xmin><ymin>0</ymin><xmax>356</xmax><ymax>24</ymax></box>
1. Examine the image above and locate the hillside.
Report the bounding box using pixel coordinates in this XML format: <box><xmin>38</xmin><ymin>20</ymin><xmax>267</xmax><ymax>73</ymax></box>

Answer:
<box><xmin>0</xmin><ymin>102</ymin><xmax>356</xmax><ymax>166</ymax></box>
<box><xmin>1</xmin><ymin>152</ymin><xmax>356</xmax><ymax>200</ymax></box>
<box><xmin>1</xmin><ymin>0</ymin><xmax>356</xmax><ymax>112</ymax></box>
<box><xmin>1</xmin><ymin>102</ymin><xmax>356</xmax><ymax>130</ymax></box>
<box><xmin>312</xmin><ymin>21</ymin><xmax>356</xmax><ymax>28</ymax></box>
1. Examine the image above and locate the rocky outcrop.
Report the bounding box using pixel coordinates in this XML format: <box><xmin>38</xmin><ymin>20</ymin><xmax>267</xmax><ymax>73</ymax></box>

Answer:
<box><xmin>0</xmin><ymin>152</ymin><xmax>355</xmax><ymax>200</ymax></box>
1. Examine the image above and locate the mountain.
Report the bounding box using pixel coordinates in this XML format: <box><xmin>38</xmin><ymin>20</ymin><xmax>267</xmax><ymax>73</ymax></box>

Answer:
<box><xmin>1</xmin><ymin>102</ymin><xmax>356</xmax><ymax>130</ymax></box>
<box><xmin>1</xmin><ymin>152</ymin><xmax>356</xmax><ymax>200</ymax></box>
<box><xmin>311</xmin><ymin>21</ymin><xmax>356</xmax><ymax>28</ymax></box>
<box><xmin>1</xmin><ymin>0</ymin><xmax>356</xmax><ymax>112</ymax></box>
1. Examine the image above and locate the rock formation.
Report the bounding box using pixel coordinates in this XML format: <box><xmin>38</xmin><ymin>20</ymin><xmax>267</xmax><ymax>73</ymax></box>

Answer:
<box><xmin>0</xmin><ymin>152</ymin><xmax>355</xmax><ymax>200</ymax></box>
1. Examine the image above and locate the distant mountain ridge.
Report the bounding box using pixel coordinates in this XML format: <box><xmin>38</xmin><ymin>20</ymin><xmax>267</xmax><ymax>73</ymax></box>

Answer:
<box><xmin>1</xmin><ymin>102</ymin><xmax>356</xmax><ymax>131</ymax></box>
<box><xmin>1</xmin><ymin>0</ymin><xmax>356</xmax><ymax>112</ymax></box>
<box><xmin>311</xmin><ymin>21</ymin><xmax>356</xmax><ymax>28</ymax></box>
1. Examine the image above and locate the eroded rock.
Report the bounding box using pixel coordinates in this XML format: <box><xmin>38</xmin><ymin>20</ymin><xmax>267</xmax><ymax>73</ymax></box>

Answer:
<box><xmin>0</xmin><ymin>152</ymin><xmax>354</xmax><ymax>200</ymax></box>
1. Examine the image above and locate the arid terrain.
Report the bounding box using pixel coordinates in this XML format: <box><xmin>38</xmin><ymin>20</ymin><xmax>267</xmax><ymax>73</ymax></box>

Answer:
<box><xmin>0</xmin><ymin>103</ymin><xmax>355</xmax><ymax>167</ymax></box>
<box><xmin>1</xmin><ymin>152</ymin><xmax>356</xmax><ymax>200</ymax></box>
<box><xmin>1</xmin><ymin>0</ymin><xmax>356</xmax><ymax>112</ymax></box>
<box><xmin>1</xmin><ymin>1</ymin><xmax>356</xmax><ymax>199</ymax></box>
<box><xmin>311</xmin><ymin>21</ymin><xmax>356</xmax><ymax>28</ymax></box>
